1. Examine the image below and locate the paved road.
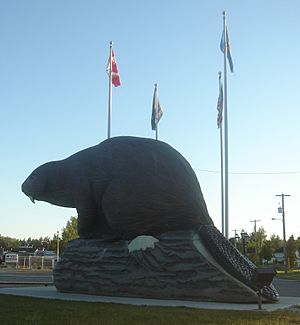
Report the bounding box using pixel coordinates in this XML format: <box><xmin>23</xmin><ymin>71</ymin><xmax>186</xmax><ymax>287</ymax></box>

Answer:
<box><xmin>273</xmin><ymin>278</ymin><xmax>300</xmax><ymax>297</ymax></box>
<box><xmin>0</xmin><ymin>269</ymin><xmax>53</xmax><ymax>287</ymax></box>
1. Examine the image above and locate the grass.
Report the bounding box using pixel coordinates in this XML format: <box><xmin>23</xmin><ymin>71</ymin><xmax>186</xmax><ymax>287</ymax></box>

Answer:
<box><xmin>276</xmin><ymin>269</ymin><xmax>300</xmax><ymax>280</ymax></box>
<box><xmin>0</xmin><ymin>294</ymin><xmax>299</xmax><ymax>325</ymax></box>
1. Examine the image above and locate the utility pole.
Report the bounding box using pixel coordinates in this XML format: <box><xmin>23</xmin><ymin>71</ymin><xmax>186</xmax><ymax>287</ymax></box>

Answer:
<box><xmin>56</xmin><ymin>231</ymin><xmax>60</xmax><ymax>262</ymax></box>
<box><xmin>240</xmin><ymin>230</ymin><xmax>250</xmax><ymax>256</ymax></box>
<box><xmin>250</xmin><ymin>219</ymin><xmax>261</xmax><ymax>264</ymax></box>
<box><xmin>276</xmin><ymin>193</ymin><xmax>290</xmax><ymax>274</ymax></box>
<box><xmin>250</xmin><ymin>219</ymin><xmax>261</xmax><ymax>234</ymax></box>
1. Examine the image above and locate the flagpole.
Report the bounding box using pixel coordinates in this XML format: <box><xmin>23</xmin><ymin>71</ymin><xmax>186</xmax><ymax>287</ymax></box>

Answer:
<box><xmin>107</xmin><ymin>41</ymin><xmax>113</xmax><ymax>139</ymax></box>
<box><xmin>151</xmin><ymin>82</ymin><xmax>163</xmax><ymax>140</ymax></box>
<box><xmin>223</xmin><ymin>11</ymin><xmax>229</xmax><ymax>239</ymax></box>
<box><xmin>155</xmin><ymin>83</ymin><xmax>158</xmax><ymax>140</ymax></box>
<box><xmin>218</xmin><ymin>71</ymin><xmax>225</xmax><ymax>236</ymax></box>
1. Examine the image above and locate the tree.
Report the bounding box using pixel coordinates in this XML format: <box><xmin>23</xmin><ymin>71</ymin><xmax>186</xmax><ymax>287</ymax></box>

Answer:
<box><xmin>27</xmin><ymin>237</ymin><xmax>50</xmax><ymax>250</ymax></box>
<box><xmin>60</xmin><ymin>216</ymin><xmax>78</xmax><ymax>253</ymax></box>
<box><xmin>259</xmin><ymin>240</ymin><xmax>273</xmax><ymax>263</ymax></box>
<box><xmin>269</xmin><ymin>234</ymin><xmax>283</xmax><ymax>252</ymax></box>
<box><xmin>0</xmin><ymin>235</ymin><xmax>20</xmax><ymax>251</ymax></box>
<box><xmin>286</xmin><ymin>235</ymin><xmax>298</xmax><ymax>269</ymax></box>
<box><xmin>48</xmin><ymin>233</ymin><xmax>59</xmax><ymax>252</ymax></box>
<box><xmin>246</xmin><ymin>226</ymin><xmax>268</xmax><ymax>264</ymax></box>
<box><xmin>257</xmin><ymin>227</ymin><xmax>267</xmax><ymax>248</ymax></box>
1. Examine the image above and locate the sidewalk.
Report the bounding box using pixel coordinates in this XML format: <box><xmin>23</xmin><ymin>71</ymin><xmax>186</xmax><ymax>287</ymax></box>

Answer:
<box><xmin>0</xmin><ymin>286</ymin><xmax>299</xmax><ymax>312</ymax></box>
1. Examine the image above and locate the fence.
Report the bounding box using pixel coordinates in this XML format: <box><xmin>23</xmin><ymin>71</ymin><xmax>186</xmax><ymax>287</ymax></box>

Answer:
<box><xmin>5</xmin><ymin>256</ymin><xmax>56</xmax><ymax>270</ymax></box>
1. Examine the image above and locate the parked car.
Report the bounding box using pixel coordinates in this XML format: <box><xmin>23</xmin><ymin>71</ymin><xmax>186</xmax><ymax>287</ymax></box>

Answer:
<box><xmin>43</xmin><ymin>251</ymin><xmax>57</xmax><ymax>259</ymax></box>
<box><xmin>4</xmin><ymin>253</ymin><xmax>19</xmax><ymax>263</ymax></box>
<box><xmin>34</xmin><ymin>250</ymin><xmax>57</xmax><ymax>259</ymax></box>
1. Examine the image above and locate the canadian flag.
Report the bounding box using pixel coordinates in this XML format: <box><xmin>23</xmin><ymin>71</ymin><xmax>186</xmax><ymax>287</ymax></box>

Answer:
<box><xmin>106</xmin><ymin>49</ymin><xmax>121</xmax><ymax>87</ymax></box>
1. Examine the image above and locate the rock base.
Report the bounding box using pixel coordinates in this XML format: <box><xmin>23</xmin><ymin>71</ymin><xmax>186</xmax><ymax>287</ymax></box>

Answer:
<box><xmin>53</xmin><ymin>231</ymin><xmax>260</xmax><ymax>303</ymax></box>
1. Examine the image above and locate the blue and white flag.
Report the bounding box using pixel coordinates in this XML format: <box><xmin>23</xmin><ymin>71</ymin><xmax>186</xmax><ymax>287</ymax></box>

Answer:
<box><xmin>151</xmin><ymin>85</ymin><xmax>163</xmax><ymax>130</ymax></box>
<box><xmin>220</xmin><ymin>26</ymin><xmax>234</xmax><ymax>73</ymax></box>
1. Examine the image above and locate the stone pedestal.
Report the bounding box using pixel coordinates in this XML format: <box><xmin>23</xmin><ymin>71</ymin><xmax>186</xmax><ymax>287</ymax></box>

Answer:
<box><xmin>54</xmin><ymin>231</ymin><xmax>261</xmax><ymax>303</ymax></box>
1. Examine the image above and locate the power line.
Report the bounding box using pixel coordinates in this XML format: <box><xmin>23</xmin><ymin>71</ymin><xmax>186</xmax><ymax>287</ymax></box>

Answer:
<box><xmin>194</xmin><ymin>169</ymin><xmax>300</xmax><ymax>175</ymax></box>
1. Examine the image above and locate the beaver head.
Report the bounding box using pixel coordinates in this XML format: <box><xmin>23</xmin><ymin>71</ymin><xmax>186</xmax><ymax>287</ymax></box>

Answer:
<box><xmin>22</xmin><ymin>161</ymin><xmax>75</xmax><ymax>208</ymax></box>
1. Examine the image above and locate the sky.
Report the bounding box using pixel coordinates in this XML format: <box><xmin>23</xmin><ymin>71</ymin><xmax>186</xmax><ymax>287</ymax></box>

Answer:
<box><xmin>1</xmin><ymin>0</ymin><xmax>299</xmax><ymax>241</ymax></box>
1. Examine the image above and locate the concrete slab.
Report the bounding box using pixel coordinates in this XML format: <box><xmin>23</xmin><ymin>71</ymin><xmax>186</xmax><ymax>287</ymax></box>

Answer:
<box><xmin>0</xmin><ymin>286</ymin><xmax>299</xmax><ymax>311</ymax></box>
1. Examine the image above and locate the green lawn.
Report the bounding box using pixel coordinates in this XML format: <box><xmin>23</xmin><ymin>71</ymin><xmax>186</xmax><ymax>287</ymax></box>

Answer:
<box><xmin>276</xmin><ymin>269</ymin><xmax>300</xmax><ymax>280</ymax></box>
<box><xmin>0</xmin><ymin>294</ymin><xmax>299</xmax><ymax>325</ymax></box>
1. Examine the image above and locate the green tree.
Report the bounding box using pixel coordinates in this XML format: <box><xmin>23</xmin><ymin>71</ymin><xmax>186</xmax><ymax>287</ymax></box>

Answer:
<box><xmin>246</xmin><ymin>227</ymin><xmax>267</xmax><ymax>264</ymax></box>
<box><xmin>286</xmin><ymin>235</ymin><xmax>298</xmax><ymax>269</ymax></box>
<box><xmin>60</xmin><ymin>216</ymin><xmax>78</xmax><ymax>253</ymax></box>
<box><xmin>0</xmin><ymin>236</ymin><xmax>20</xmax><ymax>251</ymax></box>
<box><xmin>28</xmin><ymin>237</ymin><xmax>50</xmax><ymax>250</ymax></box>
<box><xmin>259</xmin><ymin>240</ymin><xmax>273</xmax><ymax>263</ymax></box>
<box><xmin>256</xmin><ymin>227</ymin><xmax>267</xmax><ymax>249</ymax></box>
<box><xmin>47</xmin><ymin>233</ymin><xmax>59</xmax><ymax>252</ymax></box>
<box><xmin>269</xmin><ymin>234</ymin><xmax>283</xmax><ymax>252</ymax></box>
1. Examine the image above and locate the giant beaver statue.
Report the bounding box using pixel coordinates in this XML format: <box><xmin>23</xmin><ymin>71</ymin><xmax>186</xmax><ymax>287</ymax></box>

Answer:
<box><xmin>22</xmin><ymin>136</ymin><xmax>213</xmax><ymax>239</ymax></box>
<box><xmin>21</xmin><ymin>136</ymin><xmax>279</xmax><ymax>302</ymax></box>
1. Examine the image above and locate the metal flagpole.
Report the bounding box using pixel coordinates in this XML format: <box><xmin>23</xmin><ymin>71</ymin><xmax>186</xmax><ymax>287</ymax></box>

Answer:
<box><xmin>155</xmin><ymin>83</ymin><xmax>158</xmax><ymax>140</ymax></box>
<box><xmin>218</xmin><ymin>71</ymin><xmax>225</xmax><ymax>236</ymax></box>
<box><xmin>154</xmin><ymin>83</ymin><xmax>158</xmax><ymax>140</ymax></box>
<box><xmin>151</xmin><ymin>83</ymin><xmax>163</xmax><ymax>140</ymax></box>
<box><xmin>107</xmin><ymin>41</ymin><xmax>113</xmax><ymax>139</ymax></box>
<box><xmin>223</xmin><ymin>11</ymin><xmax>229</xmax><ymax>239</ymax></box>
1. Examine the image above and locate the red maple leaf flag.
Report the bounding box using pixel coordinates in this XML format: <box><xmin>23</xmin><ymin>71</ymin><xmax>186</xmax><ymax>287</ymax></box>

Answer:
<box><xmin>106</xmin><ymin>49</ymin><xmax>121</xmax><ymax>87</ymax></box>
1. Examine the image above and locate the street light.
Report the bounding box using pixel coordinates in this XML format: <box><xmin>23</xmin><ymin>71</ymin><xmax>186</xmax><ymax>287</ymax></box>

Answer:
<box><xmin>234</xmin><ymin>233</ymin><xmax>240</xmax><ymax>248</ymax></box>
<box><xmin>240</xmin><ymin>230</ymin><xmax>250</xmax><ymax>256</ymax></box>
<box><xmin>232</xmin><ymin>229</ymin><xmax>240</xmax><ymax>248</ymax></box>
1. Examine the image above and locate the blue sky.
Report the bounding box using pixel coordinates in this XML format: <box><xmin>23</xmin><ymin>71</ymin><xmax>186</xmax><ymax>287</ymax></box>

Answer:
<box><xmin>1</xmin><ymin>0</ymin><xmax>299</xmax><ymax>240</ymax></box>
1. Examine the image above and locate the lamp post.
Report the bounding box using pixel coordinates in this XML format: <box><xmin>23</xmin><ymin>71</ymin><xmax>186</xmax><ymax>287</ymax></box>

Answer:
<box><xmin>240</xmin><ymin>230</ymin><xmax>250</xmax><ymax>256</ymax></box>
<box><xmin>232</xmin><ymin>229</ymin><xmax>240</xmax><ymax>248</ymax></box>
<box><xmin>234</xmin><ymin>233</ymin><xmax>240</xmax><ymax>248</ymax></box>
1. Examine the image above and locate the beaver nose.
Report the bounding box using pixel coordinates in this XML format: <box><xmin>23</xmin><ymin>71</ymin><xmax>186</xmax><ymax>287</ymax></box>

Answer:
<box><xmin>21</xmin><ymin>180</ymin><xmax>35</xmax><ymax>203</ymax></box>
<box><xmin>21</xmin><ymin>182</ymin><xmax>26</xmax><ymax>194</ymax></box>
